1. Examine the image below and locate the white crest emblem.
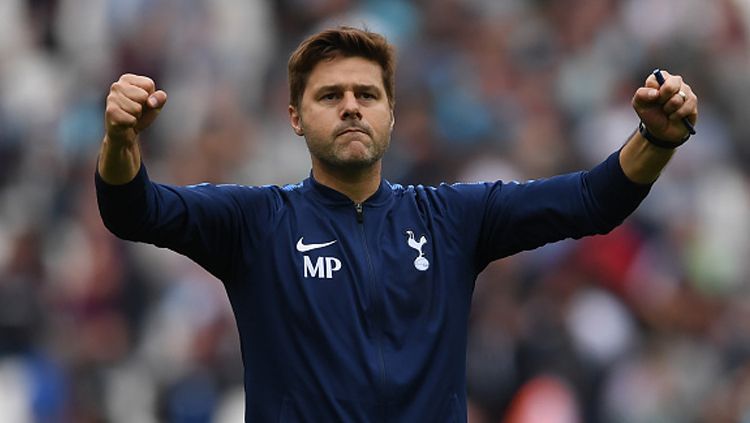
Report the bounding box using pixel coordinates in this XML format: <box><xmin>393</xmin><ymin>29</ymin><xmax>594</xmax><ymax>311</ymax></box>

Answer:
<box><xmin>405</xmin><ymin>230</ymin><xmax>429</xmax><ymax>271</ymax></box>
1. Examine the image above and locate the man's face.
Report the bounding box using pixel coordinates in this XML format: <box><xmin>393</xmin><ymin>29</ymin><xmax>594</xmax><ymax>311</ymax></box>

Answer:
<box><xmin>289</xmin><ymin>56</ymin><xmax>394</xmax><ymax>171</ymax></box>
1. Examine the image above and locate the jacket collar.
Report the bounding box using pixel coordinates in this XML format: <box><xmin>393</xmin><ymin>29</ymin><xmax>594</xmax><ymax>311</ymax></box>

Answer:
<box><xmin>302</xmin><ymin>171</ymin><xmax>392</xmax><ymax>207</ymax></box>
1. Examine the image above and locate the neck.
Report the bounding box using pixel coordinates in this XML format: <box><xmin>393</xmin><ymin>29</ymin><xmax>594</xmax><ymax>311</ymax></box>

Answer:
<box><xmin>311</xmin><ymin>160</ymin><xmax>382</xmax><ymax>204</ymax></box>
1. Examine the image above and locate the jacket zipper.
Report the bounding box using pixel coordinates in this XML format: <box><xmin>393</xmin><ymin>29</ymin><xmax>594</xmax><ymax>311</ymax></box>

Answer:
<box><xmin>355</xmin><ymin>202</ymin><xmax>364</xmax><ymax>223</ymax></box>
<box><xmin>355</xmin><ymin>202</ymin><xmax>387</xmax><ymax>418</ymax></box>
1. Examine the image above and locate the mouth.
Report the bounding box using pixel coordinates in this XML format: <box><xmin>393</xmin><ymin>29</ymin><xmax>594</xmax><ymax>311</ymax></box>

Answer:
<box><xmin>337</xmin><ymin>127</ymin><xmax>368</xmax><ymax>137</ymax></box>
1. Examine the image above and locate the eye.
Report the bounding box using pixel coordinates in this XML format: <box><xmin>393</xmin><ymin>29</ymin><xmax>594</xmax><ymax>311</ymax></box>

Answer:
<box><xmin>359</xmin><ymin>92</ymin><xmax>377</xmax><ymax>100</ymax></box>
<box><xmin>320</xmin><ymin>92</ymin><xmax>339</xmax><ymax>101</ymax></box>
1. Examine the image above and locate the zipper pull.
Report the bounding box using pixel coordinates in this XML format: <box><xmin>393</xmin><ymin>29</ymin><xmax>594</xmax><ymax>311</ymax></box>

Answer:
<box><xmin>355</xmin><ymin>203</ymin><xmax>364</xmax><ymax>223</ymax></box>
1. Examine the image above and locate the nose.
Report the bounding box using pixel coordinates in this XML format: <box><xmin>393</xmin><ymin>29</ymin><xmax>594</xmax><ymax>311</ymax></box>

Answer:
<box><xmin>339</xmin><ymin>91</ymin><xmax>361</xmax><ymax>120</ymax></box>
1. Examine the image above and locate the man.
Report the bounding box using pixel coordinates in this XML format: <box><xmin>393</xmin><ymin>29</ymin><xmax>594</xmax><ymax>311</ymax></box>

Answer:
<box><xmin>96</xmin><ymin>27</ymin><xmax>697</xmax><ymax>422</ymax></box>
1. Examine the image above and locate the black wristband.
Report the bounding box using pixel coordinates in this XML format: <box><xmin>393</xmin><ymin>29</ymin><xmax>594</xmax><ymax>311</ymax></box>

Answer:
<box><xmin>638</xmin><ymin>121</ymin><xmax>690</xmax><ymax>149</ymax></box>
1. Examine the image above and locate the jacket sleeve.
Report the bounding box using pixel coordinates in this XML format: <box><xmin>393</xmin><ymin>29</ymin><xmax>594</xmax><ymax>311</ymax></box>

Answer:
<box><xmin>470</xmin><ymin>149</ymin><xmax>652</xmax><ymax>270</ymax></box>
<box><xmin>95</xmin><ymin>163</ymin><xmax>280</xmax><ymax>281</ymax></box>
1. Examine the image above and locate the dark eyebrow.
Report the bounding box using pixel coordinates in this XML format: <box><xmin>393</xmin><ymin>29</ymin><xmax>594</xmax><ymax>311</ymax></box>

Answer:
<box><xmin>353</xmin><ymin>84</ymin><xmax>381</xmax><ymax>92</ymax></box>
<box><xmin>314</xmin><ymin>84</ymin><xmax>382</xmax><ymax>94</ymax></box>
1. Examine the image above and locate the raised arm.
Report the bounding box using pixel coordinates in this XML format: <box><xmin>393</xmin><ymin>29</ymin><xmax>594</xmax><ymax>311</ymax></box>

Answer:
<box><xmin>98</xmin><ymin>74</ymin><xmax>167</xmax><ymax>184</ymax></box>
<box><xmin>620</xmin><ymin>70</ymin><xmax>698</xmax><ymax>184</ymax></box>
<box><xmin>470</xmin><ymin>71</ymin><xmax>698</xmax><ymax>268</ymax></box>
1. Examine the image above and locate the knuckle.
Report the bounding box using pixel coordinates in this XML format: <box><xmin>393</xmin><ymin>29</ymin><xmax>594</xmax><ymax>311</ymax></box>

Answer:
<box><xmin>107</xmin><ymin>93</ymin><xmax>123</xmax><ymax>106</ymax></box>
<box><xmin>135</xmin><ymin>88</ymin><xmax>149</xmax><ymax>102</ymax></box>
<box><xmin>135</xmin><ymin>75</ymin><xmax>155</xmax><ymax>91</ymax></box>
<box><xmin>111</xmin><ymin>112</ymin><xmax>136</xmax><ymax>127</ymax></box>
<box><xmin>106</xmin><ymin>116</ymin><xmax>120</xmax><ymax>128</ymax></box>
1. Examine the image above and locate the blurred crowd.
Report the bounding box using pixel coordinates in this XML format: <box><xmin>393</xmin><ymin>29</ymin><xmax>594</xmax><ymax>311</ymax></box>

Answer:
<box><xmin>1</xmin><ymin>0</ymin><xmax>750</xmax><ymax>421</ymax></box>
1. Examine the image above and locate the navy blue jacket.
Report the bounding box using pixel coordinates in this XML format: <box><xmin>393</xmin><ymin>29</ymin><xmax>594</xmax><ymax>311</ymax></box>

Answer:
<box><xmin>95</xmin><ymin>150</ymin><xmax>650</xmax><ymax>422</ymax></box>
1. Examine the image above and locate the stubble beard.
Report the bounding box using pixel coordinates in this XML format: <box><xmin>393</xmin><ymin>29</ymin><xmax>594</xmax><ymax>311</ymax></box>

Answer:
<box><xmin>306</xmin><ymin>131</ymin><xmax>390</xmax><ymax>171</ymax></box>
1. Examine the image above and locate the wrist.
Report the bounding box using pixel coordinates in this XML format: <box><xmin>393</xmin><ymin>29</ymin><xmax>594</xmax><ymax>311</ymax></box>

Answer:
<box><xmin>99</xmin><ymin>135</ymin><xmax>141</xmax><ymax>185</ymax></box>
<box><xmin>103</xmin><ymin>129</ymin><xmax>138</xmax><ymax>149</ymax></box>
<box><xmin>620</xmin><ymin>129</ymin><xmax>675</xmax><ymax>184</ymax></box>
<box><xmin>638</xmin><ymin>121</ymin><xmax>690</xmax><ymax>149</ymax></box>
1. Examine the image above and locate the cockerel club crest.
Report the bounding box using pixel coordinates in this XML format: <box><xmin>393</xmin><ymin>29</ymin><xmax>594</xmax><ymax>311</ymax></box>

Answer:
<box><xmin>405</xmin><ymin>230</ymin><xmax>429</xmax><ymax>271</ymax></box>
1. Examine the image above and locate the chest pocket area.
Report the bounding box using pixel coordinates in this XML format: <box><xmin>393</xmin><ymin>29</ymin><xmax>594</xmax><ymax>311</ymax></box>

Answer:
<box><xmin>379</xmin><ymin>228</ymin><xmax>438</xmax><ymax>336</ymax></box>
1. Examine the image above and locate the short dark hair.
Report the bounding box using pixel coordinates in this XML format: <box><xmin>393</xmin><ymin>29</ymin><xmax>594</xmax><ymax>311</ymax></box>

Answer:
<box><xmin>288</xmin><ymin>26</ymin><xmax>396</xmax><ymax>110</ymax></box>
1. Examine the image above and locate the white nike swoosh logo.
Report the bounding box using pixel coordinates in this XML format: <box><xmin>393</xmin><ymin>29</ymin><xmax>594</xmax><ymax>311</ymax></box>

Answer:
<box><xmin>296</xmin><ymin>237</ymin><xmax>337</xmax><ymax>253</ymax></box>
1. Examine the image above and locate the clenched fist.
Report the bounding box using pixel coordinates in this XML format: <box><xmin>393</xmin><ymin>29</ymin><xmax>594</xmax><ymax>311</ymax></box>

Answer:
<box><xmin>98</xmin><ymin>74</ymin><xmax>167</xmax><ymax>185</ymax></box>
<box><xmin>619</xmin><ymin>69</ymin><xmax>698</xmax><ymax>184</ymax></box>
<box><xmin>104</xmin><ymin>74</ymin><xmax>167</xmax><ymax>146</ymax></box>
<box><xmin>631</xmin><ymin>70</ymin><xmax>697</xmax><ymax>146</ymax></box>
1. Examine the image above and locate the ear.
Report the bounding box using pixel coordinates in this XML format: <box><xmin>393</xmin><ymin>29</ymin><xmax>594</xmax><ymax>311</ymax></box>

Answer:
<box><xmin>389</xmin><ymin>110</ymin><xmax>395</xmax><ymax>130</ymax></box>
<box><xmin>289</xmin><ymin>105</ymin><xmax>304</xmax><ymax>136</ymax></box>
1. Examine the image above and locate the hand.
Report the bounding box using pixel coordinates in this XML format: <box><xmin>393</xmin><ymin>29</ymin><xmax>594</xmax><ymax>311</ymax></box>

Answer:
<box><xmin>631</xmin><ymin>70</ymin><xmax>698</xmax><ymax>145</ymax></box>
<box><xmin>104</xmin><ymin>74</ymin><xmax>168</xmax><ymax>146</ymax></box>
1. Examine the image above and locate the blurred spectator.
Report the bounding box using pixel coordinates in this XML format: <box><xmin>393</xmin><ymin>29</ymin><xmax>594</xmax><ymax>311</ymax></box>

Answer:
<box><xmin>0</xmin><ymin>0</ymin><xmax>749</xmax><ymax>421</ymax></box>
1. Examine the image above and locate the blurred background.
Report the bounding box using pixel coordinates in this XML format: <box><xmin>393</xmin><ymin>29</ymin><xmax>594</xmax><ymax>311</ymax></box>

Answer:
<box><xmin>1</xmin><ymin>0</ymin><xmax>749</xmax><ymax>421</ymax></box>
